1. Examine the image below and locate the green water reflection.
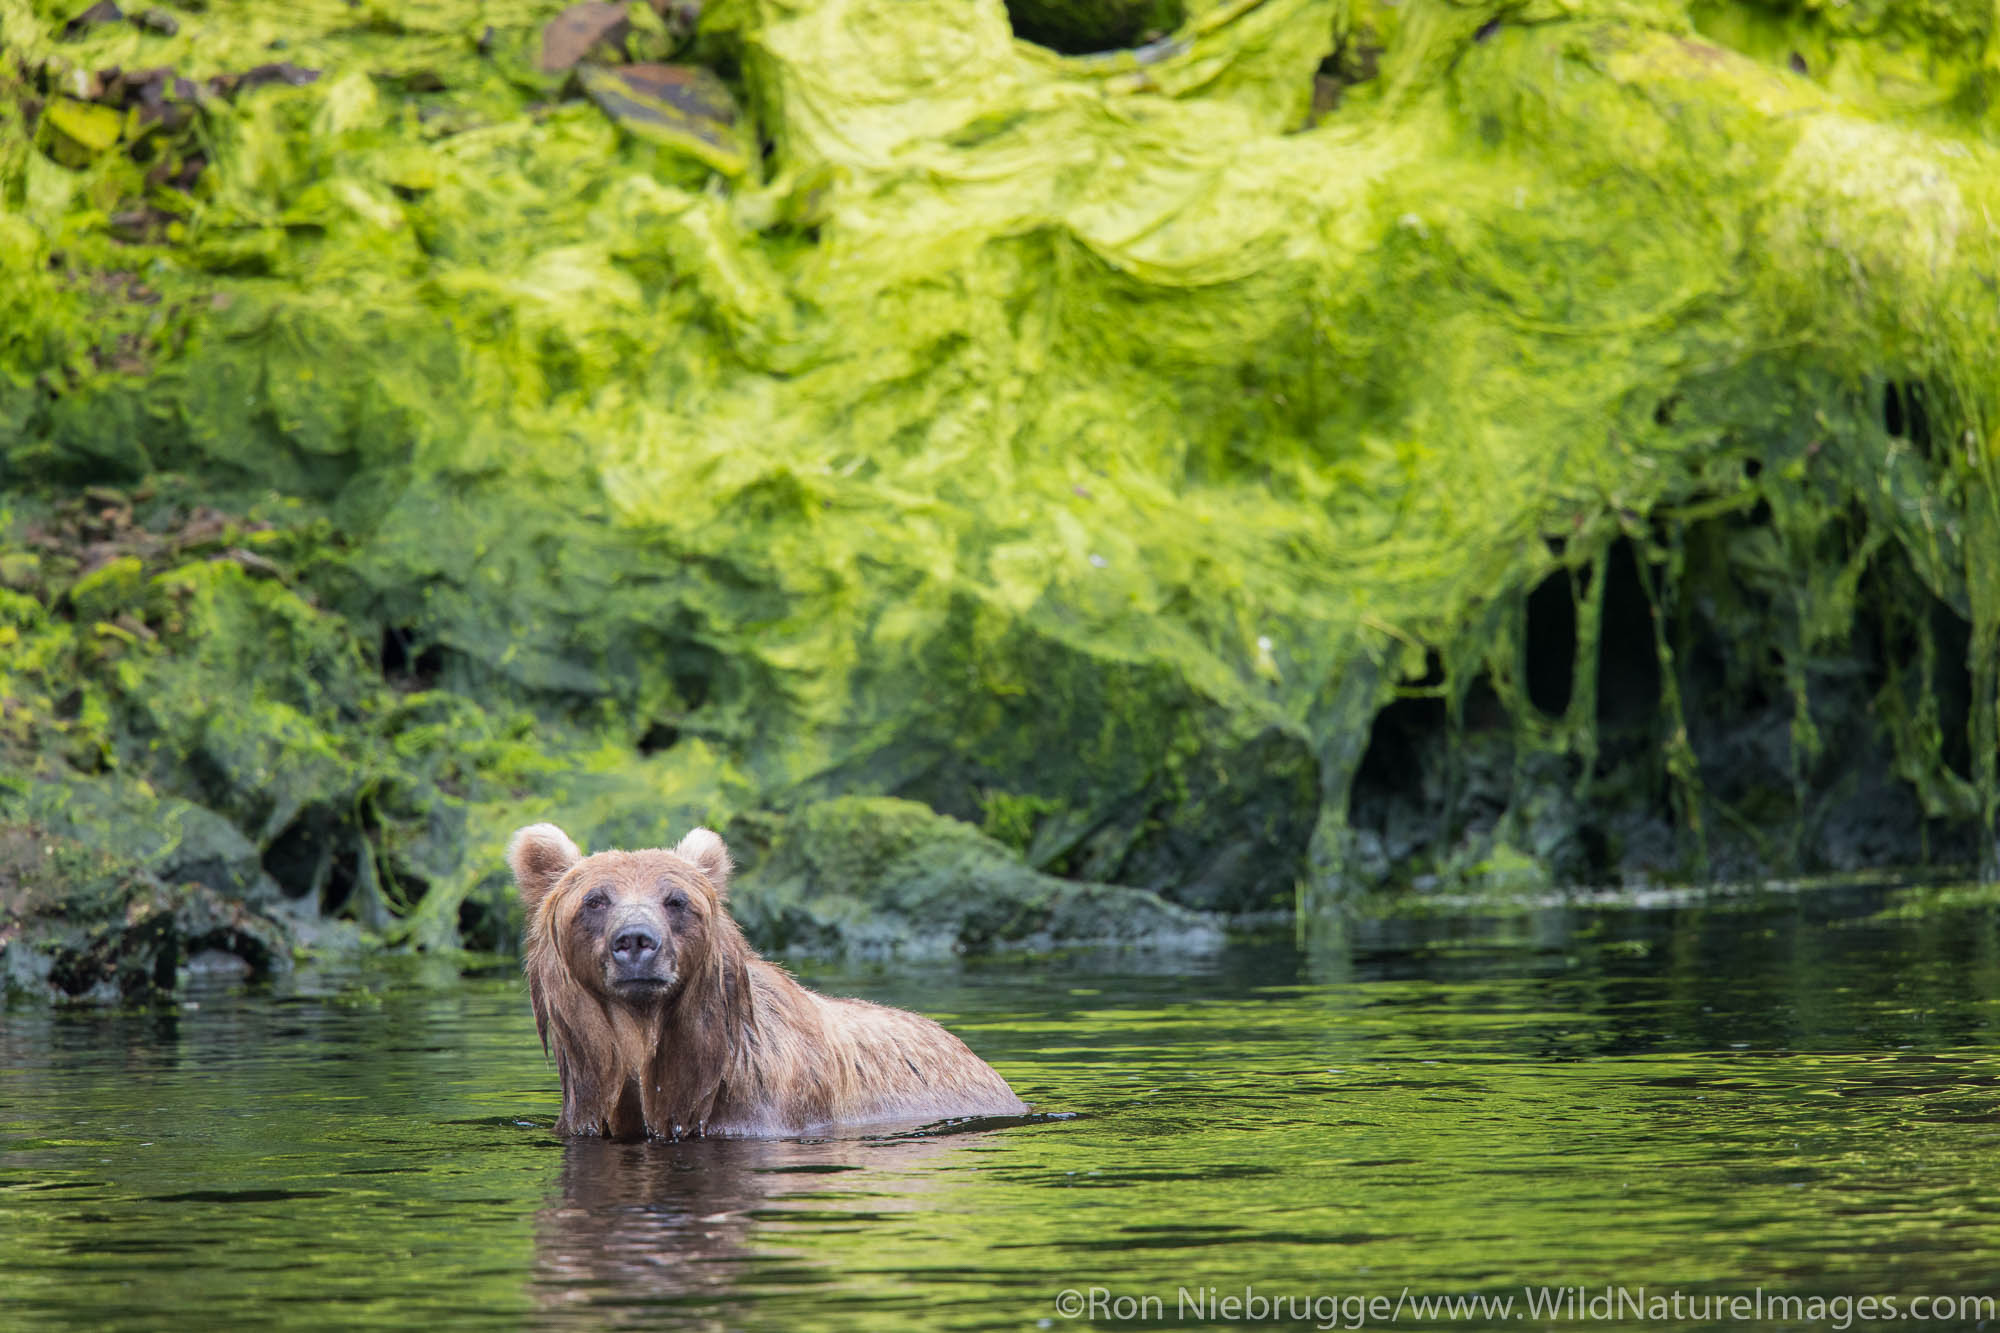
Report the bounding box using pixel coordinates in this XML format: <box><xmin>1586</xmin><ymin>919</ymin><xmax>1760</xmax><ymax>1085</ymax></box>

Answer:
<box><xmin>4</xmin><ymin>885</ymin><xmax>2000</xmax><ymax>1330</ymax></box>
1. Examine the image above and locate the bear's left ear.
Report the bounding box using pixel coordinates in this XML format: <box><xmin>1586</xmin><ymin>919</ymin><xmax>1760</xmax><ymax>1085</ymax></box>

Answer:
<box><xmin>509</xmin><ymin>823</ymin><xmax>582</xmax><ymax>913</ymax></box>
<box><xmin>673</xmin><ymin>827</ymin><xmax>733</xmax><ymax>896</ymax></box>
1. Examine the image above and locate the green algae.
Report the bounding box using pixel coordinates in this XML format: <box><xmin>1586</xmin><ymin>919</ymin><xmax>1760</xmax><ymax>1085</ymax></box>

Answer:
<box><xmin>2</xmin><ymin>0</ymin><xmax>1999</xmax><ymax>990</ymax></box>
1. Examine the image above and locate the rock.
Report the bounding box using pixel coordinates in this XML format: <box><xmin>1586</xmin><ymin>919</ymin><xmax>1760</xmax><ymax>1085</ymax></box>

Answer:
<box><xmin>538</xmin><ymin>1</ymin><xmax>631</xmax><ymax>73</ymax></box>
<box><xmin>728</xmin><ymin>798</ymin><xmax>1222</xmax><ymax>956</ymax></box>
<box><xmin>42</xmin><ymin>97</ymin><xmax>122</xmax><ymax>159</ymax></box>
<box><xmin>100</xmin><ymin>67</ymin><xmax>203</xmax><ymax>131</ymax></box>
<box><xmin>228</xmin><ymin>62</ymin><xmax>322</xmax><ymax>92</ymax></box>
<box><xmin>60</xmin><ymin>0</ymin><xmax>123</xmax><ymax>39</ymax></box>
<box><xmin>183</xmin><ymin>948</ymin><xmax>253</xmax><ymax>978</ymax></box>
<box><xmin>576</xmin><ymin>63</ymin><xmax>748</xmax><ymax>176</ymax></box>
<box><xmin>0</xmin><ymin>823</ymin><xmax>288</xmax><ymax>1003</ymax></box>
<box><xmin>16</xmin><ymin>780</ymin><xmax>284</xmax><ymax>910</ymax></box>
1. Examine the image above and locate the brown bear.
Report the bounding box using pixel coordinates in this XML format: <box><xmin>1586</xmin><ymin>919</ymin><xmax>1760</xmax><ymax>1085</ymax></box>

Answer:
<box><xmin>509</xmin><ymin>822</ymin><xmax>1028</xmax><ymax>1139</ymax></box>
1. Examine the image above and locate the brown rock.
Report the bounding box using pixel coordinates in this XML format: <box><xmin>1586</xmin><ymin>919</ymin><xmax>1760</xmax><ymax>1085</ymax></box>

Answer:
<box><xmin>539</xmin><ymin>1</ymin><xmax>631</xmax><ymax>73</ymax></box>
<box><xmin>61</xmin><ymin>0</ymin><xmax>123</xmax><ymax>39</ymax></box>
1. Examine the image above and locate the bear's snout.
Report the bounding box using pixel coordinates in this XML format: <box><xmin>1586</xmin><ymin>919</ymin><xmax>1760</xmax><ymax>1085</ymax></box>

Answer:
<box><xmin>604</xmin><ymin>905</ymin><xmax>676</xmax><ymax>993</ymax></box>
<box><xmin>611</xmin><ymin>924</ymin><xmax>658</xmax><ymax>966</ymax></box>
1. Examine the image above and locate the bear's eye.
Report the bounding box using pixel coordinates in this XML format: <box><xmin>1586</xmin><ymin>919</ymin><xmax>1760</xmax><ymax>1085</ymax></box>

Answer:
<box><xmin>581</xmin><ymin>889</ymin><xmax>611</xmax><ymax>912</ymax></box>
<box><xmin>663</xmin><ymin>891</ymin><xmax>689</xmax><ymax>914</ymax></box>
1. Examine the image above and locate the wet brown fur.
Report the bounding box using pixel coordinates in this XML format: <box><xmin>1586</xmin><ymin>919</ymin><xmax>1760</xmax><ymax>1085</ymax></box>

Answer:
<box><xmin>510</xmin><ymin>822</ymin><xmax>1027</xmax><ymax>1139</ymax></box>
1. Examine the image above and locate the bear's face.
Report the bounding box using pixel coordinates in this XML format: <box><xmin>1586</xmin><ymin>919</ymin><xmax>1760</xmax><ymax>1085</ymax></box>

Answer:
<box><xmin>559</xmin><ymin>851</ymin><xmax>722</xmax><ymax>1000</ymax></box>
<box><xmin>510</xmin><ymin>824</ymin><xmax>735</xmax><ymax>1009</ymax></box>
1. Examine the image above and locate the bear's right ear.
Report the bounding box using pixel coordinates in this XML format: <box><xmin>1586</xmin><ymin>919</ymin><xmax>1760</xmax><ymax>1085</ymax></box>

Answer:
<box><xmin>673</xmin><ymin>826</ymin><xmax>733</xmax><ymax>897</ymax></box>
<box><xmin>508</xmin><ymin>823</ymin><xmax>582</xmax><ymax>914</ymax></box>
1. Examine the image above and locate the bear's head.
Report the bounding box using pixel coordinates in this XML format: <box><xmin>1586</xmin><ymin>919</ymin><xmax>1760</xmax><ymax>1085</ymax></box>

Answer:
<box><xmin>508</xmin><ymin>822</ymin><xmax>735</xmax><ymax>1006</ymax></box>
<box><xmin>508</xmin><ymin>823</ymin><xmax>753</xmax><ymax>1137</ymax></box>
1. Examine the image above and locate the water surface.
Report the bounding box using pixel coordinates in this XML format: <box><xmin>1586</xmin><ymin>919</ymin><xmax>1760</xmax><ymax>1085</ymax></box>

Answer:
<box><xmin>5</xmin><ymin>883</ymin><xmax>2000</xmax><ymax>1330</ymax></box>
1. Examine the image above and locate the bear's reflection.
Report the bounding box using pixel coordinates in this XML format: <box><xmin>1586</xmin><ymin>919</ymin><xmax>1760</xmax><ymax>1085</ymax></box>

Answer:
<box><xmin>530</xmin><ymin>1128</ymin><xmax>972</xmax><ymax>1317</ymax></box>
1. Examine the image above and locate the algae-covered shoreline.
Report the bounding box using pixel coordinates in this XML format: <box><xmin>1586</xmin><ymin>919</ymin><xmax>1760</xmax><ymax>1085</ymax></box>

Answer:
<box><xmin>2</xmin><ymin>0</ymin><xmax>1997</xmax><ymax>1000</ymax></box>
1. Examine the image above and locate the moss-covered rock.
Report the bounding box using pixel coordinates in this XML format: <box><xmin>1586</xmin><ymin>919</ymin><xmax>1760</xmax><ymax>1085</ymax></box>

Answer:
<box><xmin>0</xmin><ymin>821</ymin><xmax>288</xmax><ymax>1001</ymax></box>
<box><xmin>2</xmin><ymin>0</ymin><xmax>1998</xmax><ymax>991</ymax></box>
<box><xmin>727</xmin><ymin>796</ymin><xmax>1223</xmax><ymax>954</ymax></box>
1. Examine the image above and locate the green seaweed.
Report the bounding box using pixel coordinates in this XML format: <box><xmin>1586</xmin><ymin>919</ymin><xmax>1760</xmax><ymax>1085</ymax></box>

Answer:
<box><xmin>2</xmin><ymin>0</ymin><xmax>1999</xmax><ymax>989</ymax></box>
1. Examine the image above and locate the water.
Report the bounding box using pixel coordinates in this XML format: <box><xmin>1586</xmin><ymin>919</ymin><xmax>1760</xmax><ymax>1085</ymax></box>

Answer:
<box><xmin>5</xmin><ymin>883</ymin><xmax>2000</xmax><ymax>1331</ymax></box>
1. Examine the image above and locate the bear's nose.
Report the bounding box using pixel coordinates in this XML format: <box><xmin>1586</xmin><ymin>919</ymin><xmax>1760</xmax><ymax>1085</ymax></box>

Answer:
<box><xmin>611</xmin><ymin>927</ymin><xmax>660</xmax><ymax>966</ymax></box>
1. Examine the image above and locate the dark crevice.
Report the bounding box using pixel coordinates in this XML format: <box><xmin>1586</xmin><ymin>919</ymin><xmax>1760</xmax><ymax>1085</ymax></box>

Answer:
<box><xmin>1930</xmin><ymin>600</ymin><xmax>1973</xmax><ymax>783</ymax></box>
<box><xmin>380</xmin><ymin>625</ymin><xmax>444</xmax><ymax>685</ymax></box>
<box><xmin>322</xmin><ymin>839</ymin><xmax>359</xmax><ymax>916</ymax></box>
<box><xmin>318</xmin><ymin>841</ymin><xmax>368</xmax><ymax>917</ymax></box>
<box><xmin>1310</xmin><ymin>25</ymin><xmax>1382</xmax><ymax>123</ymax></box>
<box><xmin>1352</xmin><ymin>693</ymin><xmax>1445</xmax><ymax>809</ymax></box>
<box><xmin>1353</xmin><ymin>649</ymin><xmax>1446</xmax><ymax>812</ymax></box>
<box><xmin>1344</xmin><ymin>501</ymin><xmax>1981</xmax><ymax>892</ymax></box>
<box><xmin>457</xmin><ymin>894</ymin><xmax>509</xmax><ymax>953</ymax></box>
<box><xmin>1883</xmin><ymin>380</ymin><xmax>1932</xmax><ymax>458</ymax></box>
<box><xmin>672</xmin><ymin>660</ymin><xmax>712</xmax><ymax>713</ymax></box>
<box><xmin>262</xmin><ymin>809</ymin><xmax>335</xmax><ymax>901</ymax></box>
<box><xmin>1595</xmin><ymin>538</ymin><xmax>1662</xmax><ymax>732</ymax></box>
<box><xmin>1003</xmin><ymin>0</ymin><xmax>1184</xmax><ymax>55</ymax></box>
<box><xmin>259</xmin><ymin>806</ymin><xmax>359</xmax><ymax>913</ymax></box>
<box><xmin>1525</xmin><ymin>568</ymin><xmax>1575</xmax><ymax>719</ymax></box>
<box><xmin>1461</xmin><ymin>671</ymin><xmax>1508</xmax><ymax>734</ymax></box>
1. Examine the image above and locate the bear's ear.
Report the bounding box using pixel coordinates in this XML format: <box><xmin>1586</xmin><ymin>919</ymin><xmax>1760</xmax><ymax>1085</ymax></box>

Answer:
<box><xmin>509</xmin><ymin>823</ymin><xmax>582</xmax><ymax>913</ymax></box>
<box><xmin>673</xmin><ymin>827</ymin><xmax>733</xmax><ymax>896</ymax></box>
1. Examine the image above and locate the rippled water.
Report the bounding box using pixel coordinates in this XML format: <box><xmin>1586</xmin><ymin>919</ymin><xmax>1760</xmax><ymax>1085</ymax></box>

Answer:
<box><xmin>6</xmin><ymin>883</ymin><xmax>2000</xmax><ymax>1330</ymax></box>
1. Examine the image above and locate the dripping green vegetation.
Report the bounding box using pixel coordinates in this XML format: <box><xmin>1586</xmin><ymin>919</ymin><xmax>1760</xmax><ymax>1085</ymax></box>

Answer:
<box><xmin>2</xmin><ymin>0</ymin><xmax>1999</xmax><ymax>1003</ymax></box>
